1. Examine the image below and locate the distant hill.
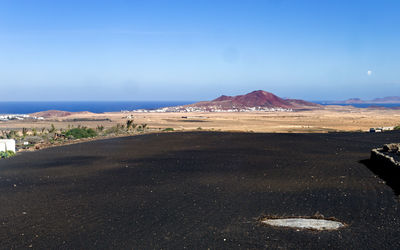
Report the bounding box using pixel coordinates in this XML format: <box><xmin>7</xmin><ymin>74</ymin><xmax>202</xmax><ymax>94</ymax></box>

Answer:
<box><xmin>343</xmin><ymin>98</ymin><xmax>364</xmax><ymax>104</ymax></box>
<box><xmin>30</xmin><ymin>110</ymin><xmax>93</xmax><ymax>118</ymax></box>
<box><xmin>371</xmin><ymin>96</ymin><xmax>400</xmax><ymax>103</ymax></box>
<box><xmin>185</xmin><ymin>90</ymin><xmax>320</xmax><ymax>110</ymax></box>
<box><xmin>335</xmin><ymin>96</ymin><xmax>400</xmax><ymax>104</ymax></box>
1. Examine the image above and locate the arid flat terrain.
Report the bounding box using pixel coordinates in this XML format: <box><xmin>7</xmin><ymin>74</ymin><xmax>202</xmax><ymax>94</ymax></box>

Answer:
<box><xmin>0</xmin><ymin>131</ymin><xmax>400</xmax><ymax>249</ymax></box>
<box><xmin>1</xmin><ymin>106</ymin><xmax>400</xmax><ymax>133</ymax></box>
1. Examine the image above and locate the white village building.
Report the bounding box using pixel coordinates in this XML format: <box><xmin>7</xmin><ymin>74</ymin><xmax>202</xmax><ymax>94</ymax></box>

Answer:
<box><xmin>0</xmin><ymin>139</ymin><xmax>16</xmax><ymax>153</ymax></box>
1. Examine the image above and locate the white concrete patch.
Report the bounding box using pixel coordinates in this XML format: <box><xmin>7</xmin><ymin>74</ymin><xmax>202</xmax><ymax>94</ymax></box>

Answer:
<box><xmin>261</xmin><ymin>218</ymin><xmax>344</xmax><ymax>230</ymax></box>
<box><xmin>0</xmin><ymin>139</ymin><xmax>16</xmax><ymax>153</ymax></box>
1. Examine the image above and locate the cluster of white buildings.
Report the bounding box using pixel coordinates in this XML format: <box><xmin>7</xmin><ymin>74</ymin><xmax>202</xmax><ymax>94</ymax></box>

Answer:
<box><xmin>0</xmin><ymin>114</ymin><xmax>44</xmax><ymax>121</ymax></box>
<box><xmin>133</xmin><ymin>106</ymin><xmax>293</xmax><ymax>113</ymax></box>
<box><xmin>369</xmin><ymin>127</ymin><xmax>395</xmax><ymax>133</ymax></box>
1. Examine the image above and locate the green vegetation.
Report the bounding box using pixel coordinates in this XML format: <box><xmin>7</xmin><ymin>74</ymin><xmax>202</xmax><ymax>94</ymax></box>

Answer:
<box><xmin>394</xmin><ymin>125</ymin><xmax>400</xmax><ymax>130</ymax></box>
<box><xmin>4</xmin><ymin>130</ymin><xmax>17</xmax><ymax>139</ymax></box>
<box><xmin>0</xmin><ymin>150</ymin><xmax>15</xmax><ymax>159</ymax></box>
<box><xmin>96</xmin><ymin>125</ymin><xmax>104</xmax><ymax>132</ymax></box>
<box><xmin>65</xmin><ymin>127</ymin><xmax>97</xmax><ymax>139</ymax></box>
<box><xmin>49</xmin><ymin>124</ymin><xmax>56</xmax><ymax>133</ymax></box>
<box><xmin>102</xmin><ymin>122</ymin><xmax>150</xmax><ymax>135</ymax></box>
<box><xmin>126</xmin><ymin>120</ymin><xmax>134</xmax><ymax>130</ymax></box>
<box><xmin>104</xmin><ymin>125</ymin><xmax>122</xmax><ymax>135</ymax></box>
<box><xmin>0</xmin><ymin>121</ymin><xmax>152</xmax><ymax>152</ymax></box>
<box><xmin>163</xmin><ymin>128</ymin><xmax>174</xmax><ymax>132</ymax></box>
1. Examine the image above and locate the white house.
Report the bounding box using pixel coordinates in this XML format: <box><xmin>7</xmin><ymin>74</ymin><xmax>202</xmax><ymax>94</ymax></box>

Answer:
<box><xmin>0</xmin><ymin>139</ymin><xmax>16</xmax><ymax>153</ymax></box>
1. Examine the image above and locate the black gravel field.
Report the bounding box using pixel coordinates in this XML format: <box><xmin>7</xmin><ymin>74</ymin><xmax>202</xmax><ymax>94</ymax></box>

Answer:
<box><xmin>1</xmin><ymin>131</ymin><xmax>400</xmax><ymax>249</ymax></box>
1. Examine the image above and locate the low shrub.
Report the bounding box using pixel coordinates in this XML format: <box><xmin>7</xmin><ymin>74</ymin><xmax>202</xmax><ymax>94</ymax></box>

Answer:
<box><xmin>65</xmin><ymin>128</ymin><xmax>97</xmax><ymax>139</ymax></box>
<box><xmin>163</xmin><ymin>128</ymin><xmax>174</xmax><ymax>132</ymax></box>
<box><xmin>104</xmin><ymin>125</ymin><xmax>121</xmax><ymax>135</ymax></box>
<box><xmin>394</xmin><ymin>125</ymin><xmax>400</xmax><ymax>130</ymax></box>
<box><xmin>0</xmin><ymin>150</ymin><xmax>15</xmax><ymax>159</ymax></box>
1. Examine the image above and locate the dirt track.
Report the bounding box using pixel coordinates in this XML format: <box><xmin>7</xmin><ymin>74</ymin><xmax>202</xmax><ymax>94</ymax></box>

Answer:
<box><xmin>1</xmin><ymin>132</ymin><xmax>400</xmax><ymax>249</ymax></box>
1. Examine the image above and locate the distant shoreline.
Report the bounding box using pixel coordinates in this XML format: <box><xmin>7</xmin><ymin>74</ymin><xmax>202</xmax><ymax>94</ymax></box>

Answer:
<box><xmin>0</xmin><ymin>101</ymin><xmax>196</xmax><ymax>114</ymax></box>
<box><xmin>1</xmin><ymin>100</ymin><xmax>400</xmax><ymax>115</ymax></box>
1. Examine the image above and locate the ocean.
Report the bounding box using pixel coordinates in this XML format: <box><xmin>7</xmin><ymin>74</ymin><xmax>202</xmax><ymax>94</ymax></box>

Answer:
<box><xmin>0</xmin><ymin>101</ymin><xmax>194</xmax><ymax>114</ymax></box>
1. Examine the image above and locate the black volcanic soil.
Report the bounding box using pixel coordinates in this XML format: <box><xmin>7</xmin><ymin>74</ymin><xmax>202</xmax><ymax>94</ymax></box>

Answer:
<box><xmin>1</xmin><ymin>132</ymin><xmax>400</xmax><ymax>249</ymax></box>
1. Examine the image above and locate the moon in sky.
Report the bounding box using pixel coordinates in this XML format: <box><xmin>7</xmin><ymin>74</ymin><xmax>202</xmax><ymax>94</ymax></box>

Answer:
<box><xmin>367</xmin><ymin>70</ymin><xmax>372</xmax><ymax>76</ymax></box>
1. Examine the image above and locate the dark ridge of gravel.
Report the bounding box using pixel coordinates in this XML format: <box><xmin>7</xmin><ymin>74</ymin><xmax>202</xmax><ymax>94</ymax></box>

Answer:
<box><xmin>0</xmin><ymin>131</ymin><xmax>400</xmax><ymax>249</ymax></box>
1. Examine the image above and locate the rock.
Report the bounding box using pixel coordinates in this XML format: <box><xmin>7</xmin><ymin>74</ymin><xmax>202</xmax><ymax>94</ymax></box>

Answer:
<box><xmin>371</xmin><ymin>146</ymin><xmax>400</xmax><ymax>168</ymax></box>
<box><xmin>382</xmin><ymin>143</ymin><xmax>400</xmax><ymax>153</ymax></box>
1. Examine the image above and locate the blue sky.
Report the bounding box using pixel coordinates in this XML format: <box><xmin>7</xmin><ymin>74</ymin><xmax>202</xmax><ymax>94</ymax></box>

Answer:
<box><xmin>0</xmin><ymin>0</ymin><xmax>399</xmax><ymax>101</ymax></box>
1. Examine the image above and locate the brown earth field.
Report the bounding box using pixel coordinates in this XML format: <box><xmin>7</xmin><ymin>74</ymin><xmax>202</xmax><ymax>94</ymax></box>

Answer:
<box><xmin>1</xmin><ymin>106</ymin><xmax>400</xmax><ymax>133</ymax></box>
<box><xmin>1</xmin><ymin>131</ymin><xmax>400</xmax><ymax>249</ymax></box>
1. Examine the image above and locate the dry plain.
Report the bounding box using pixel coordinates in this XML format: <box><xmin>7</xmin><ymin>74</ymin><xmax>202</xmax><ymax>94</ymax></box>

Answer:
<box><xmin>1</xmin><ymin>106</ymin><xmax>400</xmax><ymax>133</ymax></box>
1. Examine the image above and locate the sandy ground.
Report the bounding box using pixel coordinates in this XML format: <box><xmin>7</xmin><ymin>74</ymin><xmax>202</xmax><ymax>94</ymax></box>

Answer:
<box><xmin>0</xmin><ymin>132</ymin><xmax>400</xmax><ymax>249</ymax></box>
<box><xmin>1</xmin><ymin>106</ymin><xmax>400</xmax><ymax>133</ymax></box>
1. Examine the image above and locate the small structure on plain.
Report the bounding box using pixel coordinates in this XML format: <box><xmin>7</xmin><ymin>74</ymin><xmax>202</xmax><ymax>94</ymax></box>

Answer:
<box><xmin>0</xmin><ymin>139</ymin><xmax>16</xmax><ymax>153</ymax></box>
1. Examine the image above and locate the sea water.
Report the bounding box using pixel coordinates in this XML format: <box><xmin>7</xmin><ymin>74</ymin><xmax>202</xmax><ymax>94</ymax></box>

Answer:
<box><xmin>0</xmin><ymin>101</ymin><xmax>194</xmax><ymax>114</ymax></box>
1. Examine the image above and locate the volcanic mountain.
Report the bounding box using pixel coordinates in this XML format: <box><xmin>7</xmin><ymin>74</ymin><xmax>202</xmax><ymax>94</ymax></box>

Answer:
<box><xmin>186</xmin><ymin>90</ymin><xmax>320</xmax><ymax>110</ymax></box>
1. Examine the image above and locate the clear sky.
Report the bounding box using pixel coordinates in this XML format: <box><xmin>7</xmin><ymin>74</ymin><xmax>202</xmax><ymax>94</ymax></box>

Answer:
<box><xmin>1</xmin><ymin>0</ymin><xmax>399</xmax><ymax>101</ymax></box>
